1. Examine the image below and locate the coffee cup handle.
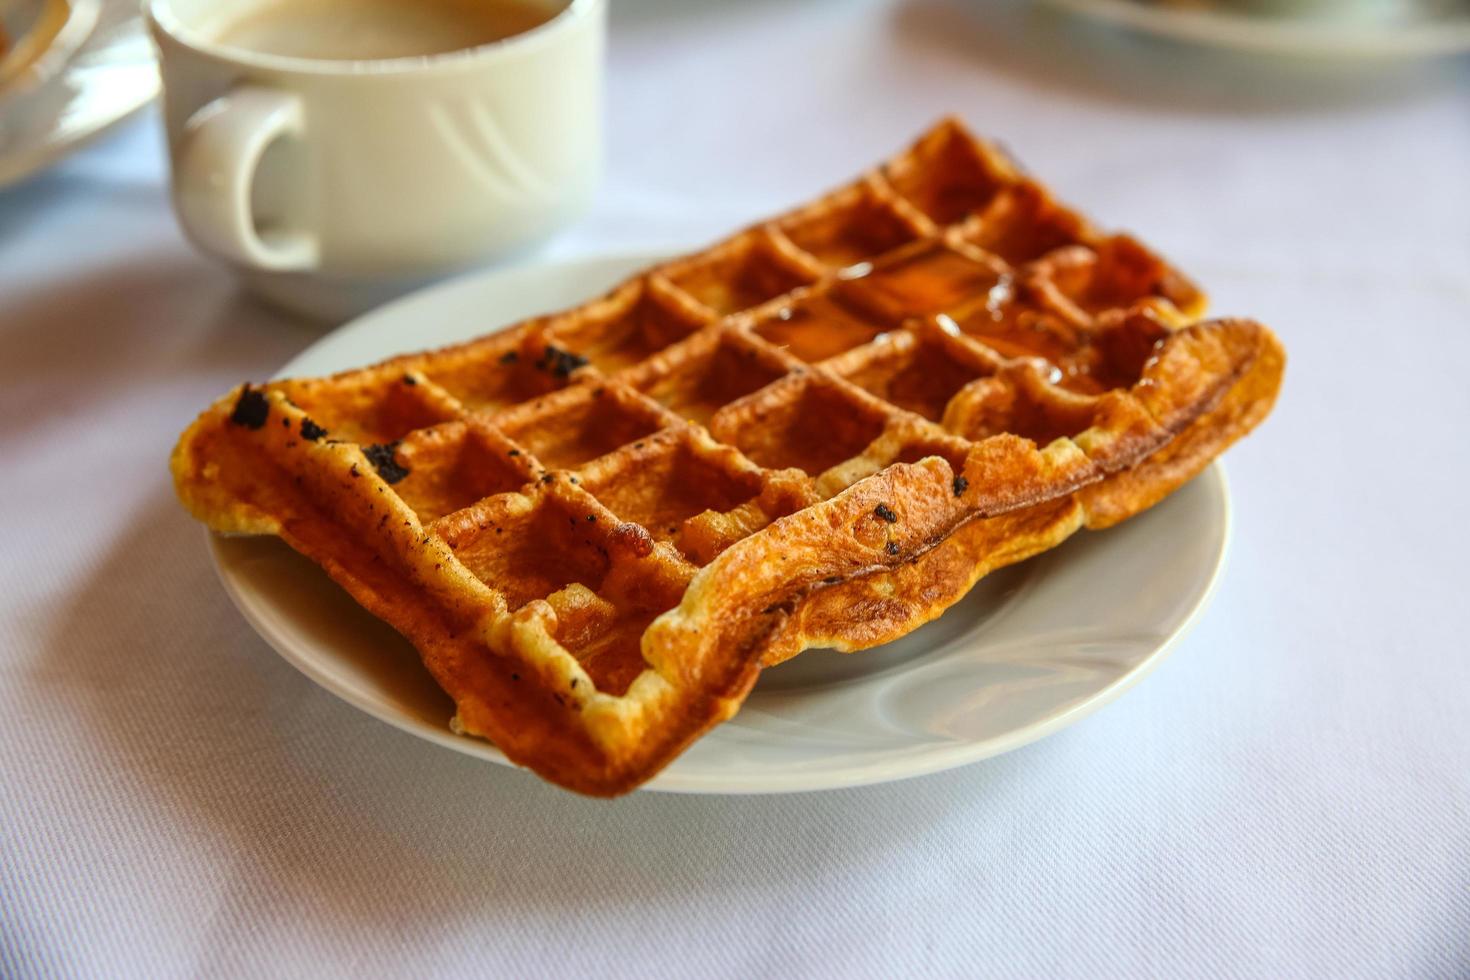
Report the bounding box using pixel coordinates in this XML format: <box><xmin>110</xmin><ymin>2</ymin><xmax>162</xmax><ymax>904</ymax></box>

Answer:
<box><xmin>173</xmin><ymin>87</ymin><xmax>318</xmax><ymax>272</ymax></box>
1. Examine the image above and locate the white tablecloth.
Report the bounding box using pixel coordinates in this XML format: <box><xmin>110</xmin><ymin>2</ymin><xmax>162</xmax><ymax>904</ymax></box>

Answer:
<box><xmin>3</xmin><ymin>2</ymin><xmax>1467</xmax><ymax>977</ymax></box>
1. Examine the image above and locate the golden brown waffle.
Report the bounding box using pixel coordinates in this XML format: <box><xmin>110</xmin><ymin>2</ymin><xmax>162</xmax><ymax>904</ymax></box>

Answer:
<box><xmin>173</xmin><ymin>119</ymin><xmax>1284</xmax><ymax>795</ymax></box>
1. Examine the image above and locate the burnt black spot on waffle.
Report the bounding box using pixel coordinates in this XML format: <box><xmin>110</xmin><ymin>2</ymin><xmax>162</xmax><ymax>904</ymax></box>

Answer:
<box><xmin>229</xmin><ymin>386</ymin><xmax>269</xmax><ymax>429</ymax></box>
<box><xmin>363</xmin><ymin>442</ymin><xmax>409</xmax><ymax>484</ymax></box>
<box><xmin>538</xmin><ymin>345</ymin><xmax>589</xmax><ymax>379</ymax></box>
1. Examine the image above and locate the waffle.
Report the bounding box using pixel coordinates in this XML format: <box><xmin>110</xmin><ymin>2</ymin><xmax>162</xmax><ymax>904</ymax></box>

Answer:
<box><xmin>173</xmin><ymin>119</ymin><xmax>1284</xmax><ymax>795</ymax></box>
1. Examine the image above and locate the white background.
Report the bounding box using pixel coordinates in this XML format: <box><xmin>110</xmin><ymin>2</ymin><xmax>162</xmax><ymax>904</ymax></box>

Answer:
<box><xmin>2</xmin><ymin>1</ymin><xmax>1467</xmax><ymax>976</ymax></box>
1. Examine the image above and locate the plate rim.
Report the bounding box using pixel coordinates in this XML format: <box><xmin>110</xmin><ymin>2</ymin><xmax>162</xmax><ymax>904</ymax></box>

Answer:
<box><xmin>207</xmin><ymin>250</ymin><xmax>1234</xmax><ymax>795</ymax></box>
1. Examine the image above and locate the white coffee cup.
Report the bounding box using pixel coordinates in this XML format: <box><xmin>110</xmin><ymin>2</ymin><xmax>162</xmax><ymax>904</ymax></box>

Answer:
<box><xmin>146</xmin><ymin>0</ymin><xmax>604</xmax><ymax>321</ymax></box>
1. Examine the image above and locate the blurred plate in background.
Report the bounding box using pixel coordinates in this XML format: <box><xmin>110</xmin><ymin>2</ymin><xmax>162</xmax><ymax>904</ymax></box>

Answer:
<box><xmin>1043</xmin><ymin>0</ymin><xmax>1470</xmax><ymax>58</ymax></box>
<box><xmin>0</xmin><ymin>0</ymin><xmax>100</xmax><ymax>94</ymax></box>
<box><xmin>0</xmin><ymin>0</ymin><xmax>157</xmax><ymax>189</ymax></box>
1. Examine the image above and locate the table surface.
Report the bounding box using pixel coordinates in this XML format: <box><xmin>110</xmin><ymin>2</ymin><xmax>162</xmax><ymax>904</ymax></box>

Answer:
<box><xmin>3</xmin><ymin>2</ymin><xmax>1468</xmax><ymax>977</ymax></box>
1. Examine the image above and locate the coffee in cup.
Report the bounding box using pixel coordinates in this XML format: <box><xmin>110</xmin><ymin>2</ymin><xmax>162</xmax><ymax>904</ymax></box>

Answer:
<box><xmin>209</xmin><ymin>0</ymin><xmax>561</xmax><ymax>61</ymax></box>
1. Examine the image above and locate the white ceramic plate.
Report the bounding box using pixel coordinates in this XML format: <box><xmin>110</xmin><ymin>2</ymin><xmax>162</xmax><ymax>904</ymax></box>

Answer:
<box><xmin>0</xmin><ymin>0</ymin><xmax>157</xmax><ymax>189</ymax></box>
<box><xmin>209</xmin><ymin>252</ymin><xmax>1231</xmax><ymax>794</ymax></box>
<box><xmin>1043</xmin><ymin>0</ymin><xmax>1470</xmax><ymax>58</ymax></box>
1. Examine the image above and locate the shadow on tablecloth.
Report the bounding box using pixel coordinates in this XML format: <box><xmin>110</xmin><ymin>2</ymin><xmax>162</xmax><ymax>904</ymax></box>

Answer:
<box><xmin>36</xmin><ymin>479</ymin><xmax>1080</xmax><ymax>951</ymax></box>
<box><xmin>0</xmin><ymin>257</ymin><xmax>316</xmax><ymax>436</ymax></box>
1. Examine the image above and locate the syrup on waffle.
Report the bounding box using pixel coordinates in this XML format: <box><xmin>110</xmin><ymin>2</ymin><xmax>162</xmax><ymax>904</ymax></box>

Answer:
<box><xmin>173</xmin><ymin>119</ymin><xmax>1284</xmax><ymax>795</ymax></box>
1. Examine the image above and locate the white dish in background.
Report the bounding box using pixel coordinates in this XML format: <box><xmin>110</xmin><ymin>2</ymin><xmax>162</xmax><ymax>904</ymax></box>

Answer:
<box><xmin>0</xmin><ymin>0</ymin><xmax>158</xmax><ymax>189</ymax></box>
<box><xmin>0</xmin><ymin>0</ymin><xmax>100</xmax><ymax>95</ymax></box>
<box><xmin>208</xmin><ymin>252</ymin><xmax>1232</xmax><ymax>794</ymax></box>
<box><xmin>1044</xmin><ymin>0</ymin><xmax>1470</xmax><ymax>58</ymax></box>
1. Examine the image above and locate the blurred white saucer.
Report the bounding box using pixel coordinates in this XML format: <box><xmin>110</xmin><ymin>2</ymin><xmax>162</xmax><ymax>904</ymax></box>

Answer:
<box><xmin>1043</xmin><ymin>0</ymin><xmax>1470</xmax><ymax>58</ymax></box>
<box><xmin>0</xmin><ymin>0</ymin><xmax>157</xmax><ymax>189</ymax></box>
<box><xmin>0</xmin><ymin>0</ymin><xmax>99</xmax><ymax>94</ymax></box>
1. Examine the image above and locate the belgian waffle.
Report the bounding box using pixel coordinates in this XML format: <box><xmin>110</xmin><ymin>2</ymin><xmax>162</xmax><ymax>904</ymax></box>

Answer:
<box><xmin>173</xmin><ymin>119</ymin><xmax>1284</xmax><ymax>795</ymax></box>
